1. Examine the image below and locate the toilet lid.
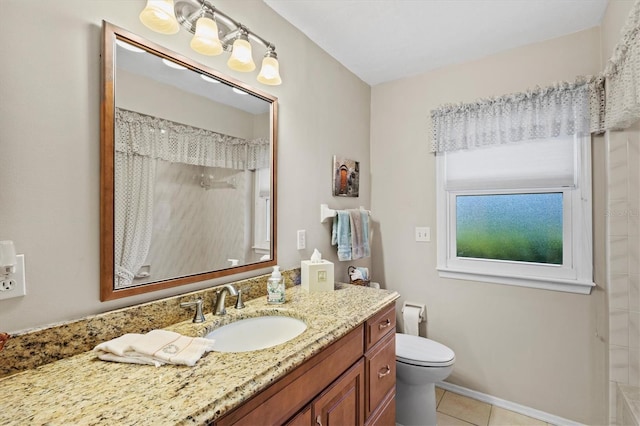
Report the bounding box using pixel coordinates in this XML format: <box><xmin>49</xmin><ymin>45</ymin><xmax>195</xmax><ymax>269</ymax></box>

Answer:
<box><xmin>396</xmin><ymin>333</ymin><xmax>455</xmax><ymax>367</ymax></box>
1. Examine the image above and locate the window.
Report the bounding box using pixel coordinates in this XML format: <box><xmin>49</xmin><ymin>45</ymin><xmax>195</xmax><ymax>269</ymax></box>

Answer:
<box><xmin>436</xmin><ymin>136</ymin><xmax>594</xmax><ymax>294</ymax></box>
<box><xmin>253</xmin><ymin>168</ymin><xmax>271</xmax><ymax>255</ymax></box>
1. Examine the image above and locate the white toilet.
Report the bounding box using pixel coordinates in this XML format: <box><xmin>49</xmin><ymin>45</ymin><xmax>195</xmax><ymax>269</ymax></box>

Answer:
<box><xmin>396</xmin><ymin>332</ymin><xmax>455</xmax><ymax>426</ymax></box>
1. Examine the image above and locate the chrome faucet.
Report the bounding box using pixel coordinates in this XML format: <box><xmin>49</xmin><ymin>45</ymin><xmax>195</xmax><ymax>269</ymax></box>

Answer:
<box><xmin>213</xmin><ymin>284</ymin><xmax>239</xmax><ymax>315</ymax></box>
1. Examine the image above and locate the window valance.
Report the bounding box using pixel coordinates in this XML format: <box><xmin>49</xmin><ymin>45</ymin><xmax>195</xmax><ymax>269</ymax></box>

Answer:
<box><xmin>603</xmin><ymin>0</ymin><xmax>640</xmax><ymax>130</ymax></box>
<box><xmin>116</xmin><ymin>108</ymin><xmax>249</xmax><ymax>170</ymax></box>
<box><xmin>247</xmin><ymin>137</ymin><xmax>271</xmax><ymax>170</ymax></box>
<box><xmin>430</xmin><ymin>78</ymin><xmax>604</xmax><ymax>153</ymax></box>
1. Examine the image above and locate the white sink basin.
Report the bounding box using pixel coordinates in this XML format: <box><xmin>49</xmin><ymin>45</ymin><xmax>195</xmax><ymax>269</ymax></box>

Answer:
<box><xmin>205</xmin><ymin>315</ymin><xmax>307</xmax><ymax>353</ymax></box>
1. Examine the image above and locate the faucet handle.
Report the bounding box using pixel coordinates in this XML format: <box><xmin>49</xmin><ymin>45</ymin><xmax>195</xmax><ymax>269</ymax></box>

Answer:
<box><xmin>235</xmin><ymin>289</ymin><xmax>245</xmax><ymax>310</ymax></box>
<box><xmin>180</xmin><ymin>298</ymin><xmax>206</xmax><ymax>323</ymax></box>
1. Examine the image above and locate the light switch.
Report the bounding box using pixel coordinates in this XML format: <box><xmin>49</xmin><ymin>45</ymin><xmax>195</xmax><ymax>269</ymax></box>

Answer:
<box><xmin>297</xmin><ymin>230</ymin><xmax>306</xmax><ymax>250</ymax></box>
<box><xmin>415</xmin><ymin>227</ymin><xmax>430</xmax><ymax>242</ymax></box>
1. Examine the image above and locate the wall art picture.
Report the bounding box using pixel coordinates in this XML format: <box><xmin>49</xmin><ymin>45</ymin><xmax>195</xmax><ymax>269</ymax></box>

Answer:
<box><xmin>333</xmin><ymin>156</ymin><xmax>360</xmax><ymax>197</ymax></box>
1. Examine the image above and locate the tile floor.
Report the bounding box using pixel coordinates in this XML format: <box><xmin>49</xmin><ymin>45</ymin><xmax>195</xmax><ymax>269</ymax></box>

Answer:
<box><xmin>435</xmin><ymin>387</ymin><xmax>555</xmax><ymax>426</ymax></box>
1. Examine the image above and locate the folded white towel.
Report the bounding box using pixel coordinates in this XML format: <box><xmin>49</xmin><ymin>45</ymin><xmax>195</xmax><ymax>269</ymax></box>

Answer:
<box><xmin>94</xmin><ymin>330</ymin><xmax>216</xmax><ymax>367</ymax></box>
<box><xmin>97</xmin><ymin>351</ymin><xmax>164</xmax><ymax>367</ymax></box>
<box><xmin>94</xmin><ymin>333</ymin><xmax>143</xmax><ymax>357</ymax></box>
<box><xmin>130</xmin><ymin>330</ymin><xmax>216</xmax><ymax>367</ymax></box>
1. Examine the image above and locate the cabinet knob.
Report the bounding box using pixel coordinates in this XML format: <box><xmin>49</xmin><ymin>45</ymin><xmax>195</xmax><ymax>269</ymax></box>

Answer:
<box><xmin>316</xmin><ymin>415</ymin><xmax>323</xmax><ymax>426</ymax></box>
<box><xmin>378</xmin><ymin>365</ymin><xmax>391</xmax><ymax>379</ymax></box>
<box><xmin>378</xmin><ymin>318</ymin><xmax>391</xmax><ymax>330</ymax></box>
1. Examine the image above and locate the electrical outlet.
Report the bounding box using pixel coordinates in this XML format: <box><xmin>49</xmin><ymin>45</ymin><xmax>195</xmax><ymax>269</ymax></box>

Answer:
<box><xmin>0</xmin><ymin>254</ymin><xmax>26</xmax><ymax>300</ymax></box>
<box><xmin>415</xmin><ymin>227</ymin><xmax>431</xmax><ymax>242</ymax></box>
<box><xmin>297</xmin><ymin>230</ymin><xmax>306</xmax><ymax>250</ymax></box>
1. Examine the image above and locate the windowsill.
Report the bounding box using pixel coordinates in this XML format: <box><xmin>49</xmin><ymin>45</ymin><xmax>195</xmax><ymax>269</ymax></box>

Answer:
<box><xmin>252</xmin><ymin>246</ymin><xmax>270</xmax><ymax>255</ymax></box>
<box><xmin>437</xmin><ymin>267</ymin><xmax>595</xmax><ymax>294</ymax></box>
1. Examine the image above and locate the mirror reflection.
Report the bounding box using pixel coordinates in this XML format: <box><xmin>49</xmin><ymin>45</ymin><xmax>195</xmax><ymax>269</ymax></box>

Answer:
<box><xmin>101</xmin><ymin>22</ymin><xmax>277</xmax><ymax>300</ymax></box>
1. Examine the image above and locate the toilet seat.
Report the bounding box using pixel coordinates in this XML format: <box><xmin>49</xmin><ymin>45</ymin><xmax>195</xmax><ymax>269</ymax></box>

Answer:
<box><xmin>396</xmin><ymin>333</ymin><xmax>455</xmax><ymax>367</ymax></box>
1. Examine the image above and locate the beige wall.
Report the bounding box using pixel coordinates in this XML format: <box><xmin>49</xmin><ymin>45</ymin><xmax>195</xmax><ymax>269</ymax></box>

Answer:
<box><xmin>0</xmin><ymin>0</ymin><xmax>371</xmax><ymax>332</ymax></box>
<box><xmin>3</xmin><ymin>0</ymin><xmax>636</xmax><ymax>422</ymax></box>
<box><xmin>117</xmin><ymin>70</ymin><xmax>257</xmax><ymax>139</ymax></box>
<box><xmin>370</xmin><ymin>28</ymin><xmax>606</xmax><ymax>423</ymax></box>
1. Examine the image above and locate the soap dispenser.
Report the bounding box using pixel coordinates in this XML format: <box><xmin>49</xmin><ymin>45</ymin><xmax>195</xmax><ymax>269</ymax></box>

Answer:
<box><xmin>267</xmin><ymin>265</ymin><xmax>285</xmax><ymax>304</ymax></box>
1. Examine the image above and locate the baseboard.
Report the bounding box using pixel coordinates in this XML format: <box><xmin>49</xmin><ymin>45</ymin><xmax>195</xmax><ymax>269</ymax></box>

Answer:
<box><xmin>436</xmin><ymin>381</ymin><xmax>585</xmax><ymax>426</ymax></box>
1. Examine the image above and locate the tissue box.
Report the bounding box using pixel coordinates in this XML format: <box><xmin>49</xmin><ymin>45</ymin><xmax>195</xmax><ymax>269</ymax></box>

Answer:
<box><xmin>301</xmin><ymin>260</ymin><xmax>334</xmax><ymax>292</ymax></box>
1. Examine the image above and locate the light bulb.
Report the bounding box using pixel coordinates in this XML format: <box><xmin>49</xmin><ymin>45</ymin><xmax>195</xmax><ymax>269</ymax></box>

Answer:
<box><xmin>227</xmin><ymin>37</ymin><xmax>256</xmax><ymax>72</ymax></box>
<box><xmin>190</xmin><ymin>17</ymin><xmax>223</xmax><ymax>56</ymax></box>
<box><xmin>257</xmin><ymin>54</ymin><xmax>282</xmax><ymax>85</ymax></box>
<box><xmin>139</xmin><ymin>0</ymin><xmax>179</xmax><ymax>35</ymax></box>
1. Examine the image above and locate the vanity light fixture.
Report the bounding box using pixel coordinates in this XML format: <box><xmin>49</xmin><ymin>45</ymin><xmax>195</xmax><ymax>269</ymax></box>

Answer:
<box><xmin>138</xmin><ymin>0</ymin><xmax>282</xmax><ymax>86</ymax></box>
<box><xmin>190</xmin><ymin>16</ymin><xmax>222</xmax><ymax>56</ymax></box>
<box><xmin>257</xmin><ymin>49</ymin><xmax>282</xmax><ymax>86</ymax></box>
<box><xmin>139</xmin><ymin>0</ymin><xmax>180</xmax><ymax>35</ymax></box>
<box><xmin>227</xmin><ymin>31</ymin><xmax>256</xmax><ymax>72</ymax></box>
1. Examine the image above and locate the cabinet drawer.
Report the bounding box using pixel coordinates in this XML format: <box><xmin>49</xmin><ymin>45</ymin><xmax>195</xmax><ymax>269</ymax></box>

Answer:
<box><xmin>365</xmin><ymin>332</ymin><xmax>395</xmax><ymax>418</ymax></box>
<box><xmin>365</xmin><ymin>303</ymin><xmax>396</xmax><ymax>351</ymax></box>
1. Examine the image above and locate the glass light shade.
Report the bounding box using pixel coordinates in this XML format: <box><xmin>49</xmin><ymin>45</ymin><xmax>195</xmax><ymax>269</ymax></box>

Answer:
<box><xmin>139</xmin><ymin>0</ymin><xmax>179</xmax><ymax>35</ymax></box>
<box><xmin>257</xmin><ymin>56</ymin><xmax>282</xmax><ymax>85</ymax></box>
<box><xmin>190</xmin><ymin>17</ymin><xmax>223</xmax><ymax>56</ymax></box>
<box><xmin>227</xmin><ymin>38</ymin><xmax>256</xmax><ymax>72</ymax></box>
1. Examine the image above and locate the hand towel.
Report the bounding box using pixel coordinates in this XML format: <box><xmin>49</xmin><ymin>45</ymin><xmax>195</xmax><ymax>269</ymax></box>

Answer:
<box><xmin>94</xmin><ymin>330</ymin><xmax>216</xmax><ymax>367</ymax></box>
<box><xmin>361</xmin><ymin>211</ymin><xmax>370</xmax><ymax>258</ymax></box>
<box><xmin>357</xmin><ymin>267</ymin><xmax>369</xmax><ymax>281</ymax></box>
<box><xmin>96</xmin><ymin>351</ymin><xmax>165</xmax><ymax>367</ymax></box>
<box><xmin>331</xmin><ymin>210</ymin><xmax>352</xmax><ymax>261</ymax></box>
<box><xmin>130</xmin><ymin>329</ymin><xmax>217</xmax><ymax>367</ymax></box>
<box><xmin>349</xmin><ymin>209</ymin><xmax>370</xmax><ymax>260</ymax></box>
<box><xmin>94</xmin><ymin>333</ymin><xmax>144</xmax><ymax>357</ymax></box>
<box><xmin>94</xmin><ymin>333</ymin><xmax>164</xmax><ymax>367</ymax></box>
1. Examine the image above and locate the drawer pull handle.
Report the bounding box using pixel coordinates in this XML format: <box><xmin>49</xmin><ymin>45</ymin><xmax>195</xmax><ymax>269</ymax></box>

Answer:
<box><xmin>316</xmin><ymin>415</ymin><xmax>322</xmax><ymax>426</ymax></box>
<box><xmin>378</xmin><ymin>319</ymin><xmax>391</xmax><ymax>330</ymax></box>
<box><xmin>378</xmin><ymin>365</ymin><xmax>391</xmax><ymax>378</ymax></box>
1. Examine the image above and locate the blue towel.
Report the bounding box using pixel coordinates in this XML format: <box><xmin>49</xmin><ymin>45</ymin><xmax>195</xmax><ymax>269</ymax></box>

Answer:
<box><xmin>332</xmin><ymin>210</ymin><xmax>352</xmax><ymax>261</ymax></box>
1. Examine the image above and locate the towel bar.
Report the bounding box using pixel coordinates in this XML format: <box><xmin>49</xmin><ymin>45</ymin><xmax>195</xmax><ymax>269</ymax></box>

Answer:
<box><xmin>320</xmin><ymin>204</ymin><xmax>371</xmax><ymax>223</ymax></box>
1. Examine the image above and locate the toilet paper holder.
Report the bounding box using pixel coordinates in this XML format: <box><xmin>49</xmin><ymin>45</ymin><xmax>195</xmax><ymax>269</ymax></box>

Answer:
<box><xmin>402</xmin><ymin>301</ymin><xmax>426</xmax><ymax>322</ymax></box>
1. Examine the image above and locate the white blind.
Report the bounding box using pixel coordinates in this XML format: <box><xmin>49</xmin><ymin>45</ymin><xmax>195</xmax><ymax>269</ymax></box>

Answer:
<box><xmin>444</xmin><ymin>136</ymin><xmax>576</xmax><ymax>190</ymax></box>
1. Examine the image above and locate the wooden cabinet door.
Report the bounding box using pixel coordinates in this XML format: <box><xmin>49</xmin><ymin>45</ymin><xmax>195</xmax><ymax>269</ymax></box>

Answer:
<box><xmin>365</xmin><ymin>389</ymin><xmax>395</xmax><ymax>426</ymax></box>
<box><xmin>287</xmin><ymin>406</ymin><xmax>312</xmax><ymax>426</ymax></box>
<box><xmin>312</xmin><ymin>359</ymin><xmax>365</xmax><ymax>426</ymax></box>
<box><xmin>365</xmin><ymin>332</ymin><xmax>396</xmax><ymax>419</ymax></box>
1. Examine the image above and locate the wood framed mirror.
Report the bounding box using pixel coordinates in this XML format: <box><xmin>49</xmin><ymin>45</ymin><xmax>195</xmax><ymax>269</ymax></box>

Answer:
<box><xmin>101</xmin><ymin>21</ymin><xmax>277</xmax><ymax>301</ymax></box>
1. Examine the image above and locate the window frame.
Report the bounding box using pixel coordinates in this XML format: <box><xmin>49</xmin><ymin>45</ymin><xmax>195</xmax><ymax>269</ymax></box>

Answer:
<box><xmin>436</xmin><ymin>135</ymin><xmax>595</xmax><ymax>294</ymax></box>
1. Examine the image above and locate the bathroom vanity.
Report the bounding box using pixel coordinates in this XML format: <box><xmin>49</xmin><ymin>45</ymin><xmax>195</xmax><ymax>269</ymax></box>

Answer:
<box><xmin>0</xmin><ymin>284</ymin><xmax>398</xmax><ymax>425</ymax></box>
<box><xmin>216</xmin><ymin>302</ymin><xmax>397</xmax><ymax>426</ymax></box>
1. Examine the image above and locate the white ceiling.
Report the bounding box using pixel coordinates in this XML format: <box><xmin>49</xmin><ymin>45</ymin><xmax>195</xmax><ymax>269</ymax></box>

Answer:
<box><xmin>263</xmin><ymin>0</ymin><xmax>609</xmax><ymax>86</ymax></box>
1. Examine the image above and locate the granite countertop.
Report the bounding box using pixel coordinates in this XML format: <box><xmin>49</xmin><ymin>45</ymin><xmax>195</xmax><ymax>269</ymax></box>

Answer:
<box><xmin>0</xmin><ymin>284</ymin><xmax>398</xmax><ymax>425</ymax></box>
